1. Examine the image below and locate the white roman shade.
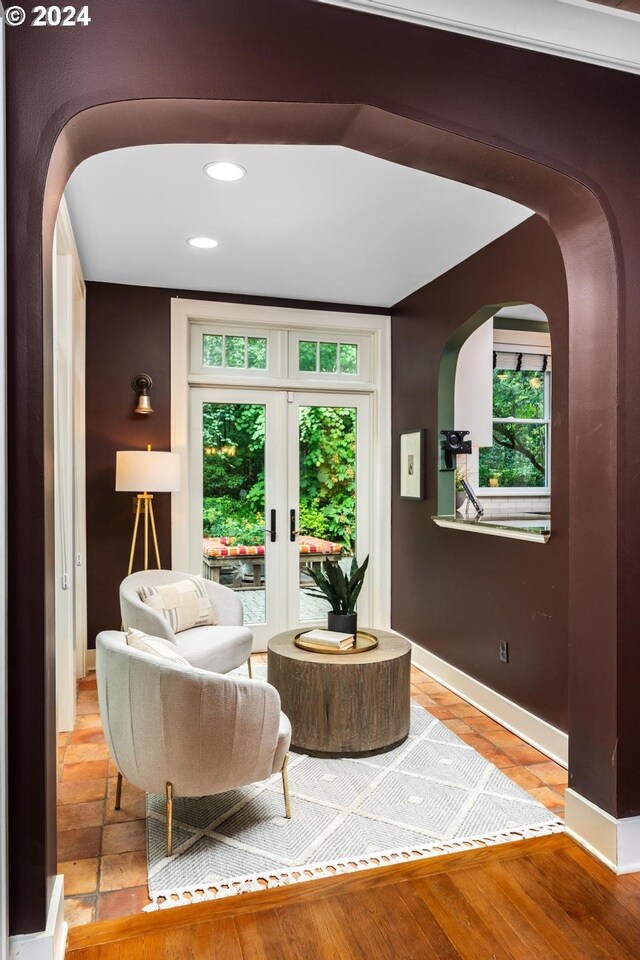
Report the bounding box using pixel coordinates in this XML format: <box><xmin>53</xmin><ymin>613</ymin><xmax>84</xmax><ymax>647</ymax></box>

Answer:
<box><xmin>493</xmin><ymin>351</ymin><xmax>552</xmax><ymax>372</ymax></box>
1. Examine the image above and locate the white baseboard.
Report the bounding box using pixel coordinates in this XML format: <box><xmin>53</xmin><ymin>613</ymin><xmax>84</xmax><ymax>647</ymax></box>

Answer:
<box><xmin>406</xmin><ymin>637</ymin><xmax>568</xmax><ymax>767</ymax></box>
<box><xmin>85</xmin><ymin>649</ymin><xmax>95</xmax><ymax>671</ymax></box>
<box><xmin>565</xmin><ymin>788</ymin><xmax>640</xmax><ymax>874</ymax></box>
<box><xmin>9</xmin><ymin>875</ymin><xmax>67</xmax><ymax>960</ymax></box>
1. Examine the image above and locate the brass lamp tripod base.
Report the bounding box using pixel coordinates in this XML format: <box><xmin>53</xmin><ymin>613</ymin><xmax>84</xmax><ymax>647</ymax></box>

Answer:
<box><xmin>128</xmin><ymin>492</ymin><xmax>162</xmax><ymax>575</ymax></box>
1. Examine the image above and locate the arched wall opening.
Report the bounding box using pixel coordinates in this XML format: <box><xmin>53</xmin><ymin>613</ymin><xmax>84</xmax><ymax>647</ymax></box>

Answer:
<box><xmin>10</xmin><ymin>94</ymin><xmax>622</xmax><ymax>932</ymax></box>
<box><xmin>391</xmin><ymin>216</ymin><xmax>569</xmax><ymax>783</ymax></box>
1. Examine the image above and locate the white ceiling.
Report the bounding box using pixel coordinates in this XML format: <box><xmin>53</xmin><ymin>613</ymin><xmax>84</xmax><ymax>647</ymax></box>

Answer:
<box><xmin>65</xmin><ymin>144</ymin><xmax>531</xmax><ymax>308</ymax></box>
<box><xmin>315</xmin><ymin>0</ymin><xmax>640</xmax><ymax>74</ymax></box>
<box><xmin>495</xmin><ymin>304</ymin><xmax>548</xmax><ymax>323</ymax></box>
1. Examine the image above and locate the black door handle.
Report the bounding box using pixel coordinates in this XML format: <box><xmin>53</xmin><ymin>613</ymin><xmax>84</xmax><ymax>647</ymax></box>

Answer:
<box><xmin>264</xmin><ymin>508</ymin><xmax>277</xmax><ymax>543</ymax></box>
<box><xmin>290</xmin><ymin>508</ymin><xmax>299</xmax><ymax>542</ymax></box>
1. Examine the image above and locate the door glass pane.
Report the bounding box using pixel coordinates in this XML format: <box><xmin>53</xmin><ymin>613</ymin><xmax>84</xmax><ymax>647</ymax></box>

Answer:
<box><xmin>203</xmin><ymin>333</ymin><xmax>223</xmax><ymax>367</ymax></box>
<box><xmin>298</xmin><ymin>405</ymin><xmax>357</xmax><ymax>623</ymax></box>
<box><xmin>339</xmin><ymin>343</ymin><xmax>358</xmax><ymax>374</ymax></box>
<box><xmin>299</xmin><ymin>341</ymin><xmax>317</xmax><ymax>372</ymax></box>
<box><xmin>247</xmin><ymin>337</ymin><xmax>267</xmax><ymax>369</ymax></box>
<box><xmin>201</xmin><ymin>402</ymin><xmax>266</xmax><ymax>625</ymax></box>
<box><xmin>319</xmin><ymin>342</ymin><xmax>338</xmax><ymax>373</ymax></box>
<box><xmin>225</xmin><ymin>336</ymin><xmax>246</xmax><ymax>368</ymax></box>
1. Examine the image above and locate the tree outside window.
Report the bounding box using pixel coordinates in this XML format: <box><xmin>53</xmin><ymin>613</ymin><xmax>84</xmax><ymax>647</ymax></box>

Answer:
<box><xmin>479</xmin><ymin>368</ymin><xmax>550</xmax><ymax>489</ymax></box>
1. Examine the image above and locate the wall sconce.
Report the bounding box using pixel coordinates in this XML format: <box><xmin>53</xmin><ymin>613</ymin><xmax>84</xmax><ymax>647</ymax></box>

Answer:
<box><xmin>131</xmin><ymin>373</ymin><xmax>154</xmax><ymax>415</ymax></box>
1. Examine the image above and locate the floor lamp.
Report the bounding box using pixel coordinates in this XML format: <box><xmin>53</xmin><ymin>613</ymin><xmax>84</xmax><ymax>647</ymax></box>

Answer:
<box><xmin>116</xmin><ymin>447</ymin><xmax>181</xmax><ymax>574</ymax></box>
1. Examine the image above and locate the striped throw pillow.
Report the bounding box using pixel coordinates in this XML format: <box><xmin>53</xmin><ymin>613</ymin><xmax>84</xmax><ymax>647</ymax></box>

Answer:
<box><xmin>126</xmin><ymin>629</ymin><xmax>191</xmax><ymax>666</ymax></box>
<box><xmin>138</xmin><ymin>578</ymin><xmax>216</xmax><ymax>633</ymax></box>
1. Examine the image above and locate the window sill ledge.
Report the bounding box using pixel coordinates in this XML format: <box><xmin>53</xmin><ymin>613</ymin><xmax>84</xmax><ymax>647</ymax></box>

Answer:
<box><xmin>432</xmin><ymin>515</ymin><xmax>550</xmax><ymax>544</ymax></box>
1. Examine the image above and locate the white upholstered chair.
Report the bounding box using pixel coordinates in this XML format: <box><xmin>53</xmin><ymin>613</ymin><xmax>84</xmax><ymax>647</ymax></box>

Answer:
<box><xmin>119</xmin><ymin>569</ymin><xmax>253</xmax><ymax>676</ymax></box>
<box><xmin>96</xmin><ymin>630</ymin><xmax>292</xmax><ymax>855</ymax></box>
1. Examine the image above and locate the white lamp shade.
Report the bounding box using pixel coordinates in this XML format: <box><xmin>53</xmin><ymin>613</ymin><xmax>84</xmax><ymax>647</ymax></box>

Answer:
<box><xmin>115</xmin><ymin>450</ymin><xmax>181</xmax><ymax>493</ymax></box>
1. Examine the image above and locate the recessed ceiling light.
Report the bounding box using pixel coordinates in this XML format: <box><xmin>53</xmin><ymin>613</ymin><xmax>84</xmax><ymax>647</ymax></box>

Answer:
<box><xmin>187</xmin><ymin>236</ymin><xmax>218</xmax><ymax>249</ymax></box>
<box><xmin>204</xmin><ymin>161</ymin><xmax>246</xmax><ymax>182</ymax></box>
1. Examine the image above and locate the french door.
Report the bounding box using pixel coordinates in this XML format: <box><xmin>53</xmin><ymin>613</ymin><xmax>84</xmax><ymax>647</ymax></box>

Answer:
<box><xmin>189</xmin><ymin>387</ymin><xmax>371</xmax><ymax>649</ymax></box>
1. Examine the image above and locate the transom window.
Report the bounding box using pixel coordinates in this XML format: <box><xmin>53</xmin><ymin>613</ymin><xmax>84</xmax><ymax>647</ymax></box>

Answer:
<box><xmin>190</xmin><ymin>323</ymin><xmax>277</xmax><ymax>378</ymax></box>
<box><xmin>190</xmin><ymin>321</ymin><xmax>373</xmax><ymax>383</ymax></box>
<box><xmin>202</xmin><ymin>333</ymin><xmax>267</xmax><ymax>370</ymax></box>
<box><xmin>298</xmin><ymin>339</ymin><xmax>359</xmax><ymax>375</ymax></box>
<box><xmin>479</xmin><ymin>352</ymin><xmax>551</xmax><ymax>491</ymax></box>
<box><xmin>289</xmin><ymin>332</ymin><xmax>370</xmax><ymax>381</ymax></box>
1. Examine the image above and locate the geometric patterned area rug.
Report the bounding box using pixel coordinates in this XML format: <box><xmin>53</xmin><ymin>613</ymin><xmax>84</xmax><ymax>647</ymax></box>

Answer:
<box><xmin>145</xmin><ymin>667</ymin><xmax>563</xmax><ymax>911</ymax></box>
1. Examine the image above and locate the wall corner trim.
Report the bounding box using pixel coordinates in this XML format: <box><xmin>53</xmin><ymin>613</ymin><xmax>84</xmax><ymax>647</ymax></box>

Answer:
<box><xmin>406</xmin><ymin>635</ymin><xmax>568</xmax><ymax>767</ymax></box>
<box><xmin>565</xmin><ymin>788</ymin><xmax>640</xmax><ymax>874</ymax></box>
<box><xmin>9</xmin><ymin>875</ymin><xmax>67</xmax><ymax>960</ymax></box>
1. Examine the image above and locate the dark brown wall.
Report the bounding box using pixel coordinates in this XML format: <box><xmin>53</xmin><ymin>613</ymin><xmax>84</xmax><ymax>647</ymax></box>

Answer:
<box><xmin>85</xmin><ymin>282</ymin><xmax>386</xmax><ymax>648</ymax></box>
<box><xmin>85</xmin><ymin>284</ymin><xmax>173</xmax><ymax>646</ymax></box>
<box><xmin>6</xmin><ymin>0</ymin><xmax>640</xmax><ymax>935</ymax></box>
<box><xmin>392</xmin><ymin>216</ymin><xmax>568</xmax><ymax>730</ymax></box>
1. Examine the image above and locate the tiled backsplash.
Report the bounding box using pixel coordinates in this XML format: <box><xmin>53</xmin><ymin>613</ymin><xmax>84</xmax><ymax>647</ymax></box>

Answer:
<box><xmin>474</xmin><ymin>495</ymin><xmax>550</xmax><ymax>514</ymax></box>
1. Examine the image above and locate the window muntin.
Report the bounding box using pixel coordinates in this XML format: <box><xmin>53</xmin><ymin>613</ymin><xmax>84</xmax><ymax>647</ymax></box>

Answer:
<box><xmin>479</xmin><ymin>367</ymin><xmax>550</xmax><ymax>490</ymax></box>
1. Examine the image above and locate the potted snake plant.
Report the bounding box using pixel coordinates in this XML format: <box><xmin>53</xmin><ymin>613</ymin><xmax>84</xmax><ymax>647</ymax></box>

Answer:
<box><xmin>306</xmin><ymin>555</ymin><xmax>369</xmax><ymax>636</ymax></box>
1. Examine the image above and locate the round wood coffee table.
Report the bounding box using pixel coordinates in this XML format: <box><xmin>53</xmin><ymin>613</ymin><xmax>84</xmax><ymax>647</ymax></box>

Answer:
<box><xmin>267</xmin><ymin>627</ymin><xmax>411</xmax><ymax>757</ymax></box>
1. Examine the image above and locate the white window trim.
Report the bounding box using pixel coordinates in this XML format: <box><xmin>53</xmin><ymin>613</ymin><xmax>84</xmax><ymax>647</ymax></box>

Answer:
<box><xmin>171</xmin><ymin>297</ymin><xmax>392</xmax><ymax>631</ymax></box>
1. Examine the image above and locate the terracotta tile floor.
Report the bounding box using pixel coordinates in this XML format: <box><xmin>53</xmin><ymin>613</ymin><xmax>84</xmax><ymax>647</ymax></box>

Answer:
<box><xmin>58</xmin><ymin>657</ymin><xmax>567</xmax><ymax>927</ymax></box>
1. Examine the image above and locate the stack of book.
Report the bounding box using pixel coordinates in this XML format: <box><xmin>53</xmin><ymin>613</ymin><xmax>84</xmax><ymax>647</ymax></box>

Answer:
<box><xmin>302</xmin><ymin>628</ymin><xmax>355</xmax><ymax>650</ymax></box>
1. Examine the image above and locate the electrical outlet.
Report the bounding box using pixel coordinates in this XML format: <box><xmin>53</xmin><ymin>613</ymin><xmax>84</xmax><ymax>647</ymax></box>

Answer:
<box><xmin>499</xmin><ymin>640</ymin><xmax>509</xmax><ymax>663</ymax></box>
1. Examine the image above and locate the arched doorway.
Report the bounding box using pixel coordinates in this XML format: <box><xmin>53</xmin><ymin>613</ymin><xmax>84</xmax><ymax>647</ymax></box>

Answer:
<box><xmin>39</xmin><ymin>92</ymin><xmax>614</xmax><ymax>830</ymax></box>
<box><xmin>10</xmin><ymin>76</ymin><xmax>625</xmax><ymax>933</ymax></box>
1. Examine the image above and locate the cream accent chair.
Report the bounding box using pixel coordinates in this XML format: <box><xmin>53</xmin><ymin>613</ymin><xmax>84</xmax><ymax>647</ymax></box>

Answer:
<box><xmin>120</xmin><ymin>569</ymin><xmax>253</xmax><ymax>677</ymax></box>
<box><xmin>96</xmin><ymin>630</ymin><xmax>292</xmax><ymax>856</ymax></box>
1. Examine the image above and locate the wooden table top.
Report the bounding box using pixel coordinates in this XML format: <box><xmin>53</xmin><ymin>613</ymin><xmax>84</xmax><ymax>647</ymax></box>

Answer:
<box><xmin>268</xmin><ymin>627</ymin><xmax>411</xmax><ymax>665</ymax></box>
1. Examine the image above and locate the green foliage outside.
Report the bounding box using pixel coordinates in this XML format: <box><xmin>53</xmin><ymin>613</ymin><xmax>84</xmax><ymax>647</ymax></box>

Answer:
<box><xmin>203</xmin><ymin>334</ymin><xmax>268</xmax><ymax>370</ymax></box>
<box><xmin>202</xmin><ymin>402</ymin><xmax>357</xmax><ymax>550</ymax></box>
<box><xmin>479</xmin><ymin>370</ymin><xmax>548</xmax><ymax>488</ymax></box>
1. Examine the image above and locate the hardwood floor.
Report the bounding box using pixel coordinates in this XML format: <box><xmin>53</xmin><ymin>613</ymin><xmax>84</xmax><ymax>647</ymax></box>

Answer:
<box><xmin>66</xmin><ymin>835</ymin><xmax>640</xmax><ymax>959</ymax></box>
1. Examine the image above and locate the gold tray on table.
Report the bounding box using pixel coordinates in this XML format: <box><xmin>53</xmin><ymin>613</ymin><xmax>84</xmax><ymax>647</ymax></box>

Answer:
<box><xmin>294</xmin><ymin>630</ymin><xmax>379</xmax><ymax>655</ymax></box>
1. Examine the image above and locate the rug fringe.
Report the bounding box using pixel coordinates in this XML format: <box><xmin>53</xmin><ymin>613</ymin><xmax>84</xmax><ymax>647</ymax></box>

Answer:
<box><xmin>144</xmin><ymin>819</ymin><xmax>564</xmax><ymax>912</ymax></box>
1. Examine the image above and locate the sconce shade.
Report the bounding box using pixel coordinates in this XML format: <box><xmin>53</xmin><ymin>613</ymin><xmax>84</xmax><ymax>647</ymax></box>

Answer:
<box><xmin>115</xmin><ymin>450</ymin><xmax>181</xmax><ymax>493</ymax></box>
<box><xmin>135</xmin><ymin>394</ymin><xmax>153</xmax><ymax>415</ymax></box>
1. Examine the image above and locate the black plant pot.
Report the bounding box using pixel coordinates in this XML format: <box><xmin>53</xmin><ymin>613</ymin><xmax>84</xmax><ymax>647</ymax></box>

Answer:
<box><xmin>328</xmin><ymin>612</ymin><xmax>357</xmax><ymax>636</ymax></box>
